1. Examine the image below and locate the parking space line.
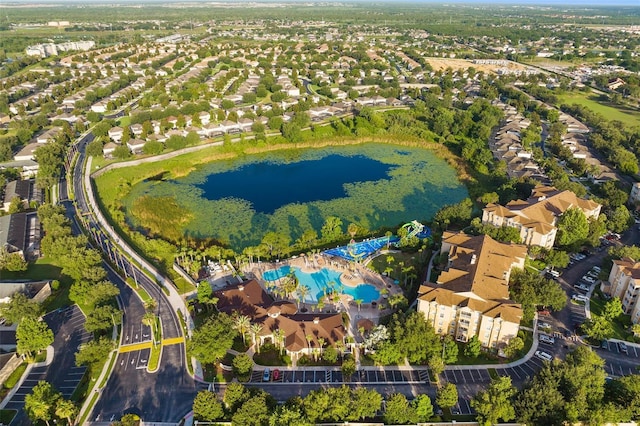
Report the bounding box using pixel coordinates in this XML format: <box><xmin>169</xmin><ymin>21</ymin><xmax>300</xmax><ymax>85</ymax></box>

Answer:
<box><xmin>634</xmin><ymin>347</ymin><xmax>639</xmax><ymax>357</ymax></box>
<box><xmin>620</xmin><ymin>365</ymin><xmax>625</xmax><ymax>376</ymax></box>
<box><xmin>509</xmin><ymin>367</ymin><xmax>521</xmax><ymax>379</ymax></box>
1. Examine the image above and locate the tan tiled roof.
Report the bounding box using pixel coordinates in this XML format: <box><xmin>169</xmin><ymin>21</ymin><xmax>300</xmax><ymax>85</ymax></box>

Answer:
<box><xmin>215</xmin><ymin>280</ymin><xmax>346</xmax><ymax>353</ymax></box>
<box><xmin>439</xmin><ymin>232</ymin><xmax>526</xmax><ymax>301</ymax></box>
<box><xmin>613</xmin><ymin>258</ymin><xmax>640</xmax><ymax>280</ymax></box>
<box><xmin>418</xmin><ymin>286</ymin><xmax>522</xmax><ymax>324</ymax></box>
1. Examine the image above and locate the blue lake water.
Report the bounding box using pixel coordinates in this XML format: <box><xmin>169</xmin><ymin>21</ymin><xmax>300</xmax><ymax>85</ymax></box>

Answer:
<box><xmin>263</xmin><ymin>265</ymin><xmax>380</xmax><ymax>304</ymax></box>
<box><xmin>122</xmin><ymin>144</ymin><xmax>469</xmax><ymax>249</ymax></box>
<box><xmin>195</xmin><ymin>155</ymin><xmax>391</xmax><ymax>214</ymax></box>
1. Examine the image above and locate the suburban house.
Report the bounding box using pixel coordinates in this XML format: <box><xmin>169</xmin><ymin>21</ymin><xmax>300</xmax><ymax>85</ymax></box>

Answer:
<box><xmin>214</xmin><ymin>280</ymin><xmax>347</xmax><ymax>361</ymax></box>
<box><xmin>604</xmin><ymin>258</ymin><xmax>640</xmax><ymax>324</ymax></box>
<box><xmin>0</xmin><ymin>212</ymin><xmax>40</xmax><ymax>259</ymax></box>
<box><xmin>13</xmin><ymin>143</ymin><xmax>41</xmax><ymax>162</ymax></box>
<box><xmin>2</xmin><ymin>179</ymin><xmax>42</xmax><ymax>212</ymax></box>
<box><xmin>417</xmin><ymin>232</ymin><xmax>526</xmax><ymax>350</ymax></box>
<box><xmin>482</xmin><ymin>185</ymin><xmax>601</xmax><ymax>249</ymax></box>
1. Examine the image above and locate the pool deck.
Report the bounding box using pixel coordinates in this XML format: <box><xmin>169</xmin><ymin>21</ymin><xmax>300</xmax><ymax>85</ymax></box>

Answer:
<box><xmin>245</xmin><ymin>253</ymin><xmax>402</xmax><ymax>306</ymax></box>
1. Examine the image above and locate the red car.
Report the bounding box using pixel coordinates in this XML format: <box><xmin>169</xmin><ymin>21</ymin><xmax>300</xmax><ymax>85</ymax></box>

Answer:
<box><xmin>273</xmin><ymin>369</ymin><xmax>280</xmax><ymax>381</ymax></box>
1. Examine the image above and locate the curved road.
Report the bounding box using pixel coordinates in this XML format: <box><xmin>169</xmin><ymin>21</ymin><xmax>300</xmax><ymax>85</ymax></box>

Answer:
<box><xmin>70</xmin><ymin>135</ymin><xmax>199</xmax><ymax>422</ymax></box>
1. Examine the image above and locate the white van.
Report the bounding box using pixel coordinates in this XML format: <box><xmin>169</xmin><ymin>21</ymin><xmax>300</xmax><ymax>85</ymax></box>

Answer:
<box><xmin>535</xmin><ymin>350</ymin><xmax>553</xmax><ymax>362</ymax></box>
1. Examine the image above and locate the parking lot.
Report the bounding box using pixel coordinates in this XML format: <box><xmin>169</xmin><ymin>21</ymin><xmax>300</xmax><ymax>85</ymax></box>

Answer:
<box><xmin>597</xmin><ymin>342</ymin><xmax>640</xmax><ymax>377</ymax></box>
<box><xmin>250</xmin><ymin>368</ymin><xmax>430</xmax><ymax>384</ymax></box>
<box><xmin>4</xmin><ymin>306</ymin><xmax>91</xmax><ymax>425</ymax></box>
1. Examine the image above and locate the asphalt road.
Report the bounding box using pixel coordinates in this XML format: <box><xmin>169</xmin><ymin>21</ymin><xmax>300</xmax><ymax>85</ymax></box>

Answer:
<box><xmin>71</xmin><ymin>137</ymin><xmax>198</xmax><ymax>423</ymax></box>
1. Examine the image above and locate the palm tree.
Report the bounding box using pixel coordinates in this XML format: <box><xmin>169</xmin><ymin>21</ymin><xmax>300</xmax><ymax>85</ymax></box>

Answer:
<box><xmin>273</xmin><ymin>328</ymin><xmax>285</xmax><ymax>354</ymax></box>
<box><xmin>305</xmin><ymin>334</ymin><xmax>314</xmax><ymax>357</ymax></box>
<box><xmin>55</xmin><ymin>399</ymin><xmax>77</xmax><ymax>426</ymax></box>
<box><xmin>336</xmin><ymin>340</ymin><xmax>345</xmax><ymax>360</ymax></box>
<box><xmin>355</xmin><ymin>299</ymin><xmax>363</xmax><ymax>312</ymax></box>
<box><xmin>233</xmin><ymin>315</ymin><xmax>251</xmax><ymax>344</ymax></box>
<box><xmin>317</xmin><ymin>337</ymin><xmax>325</xmax><ymax>361</ymax></box>
<box><xmin>142</xmin><ymin>312</ymin><xmax>157</xmax><ymax>344</ymax></box>
<box><xmin>249</xmin><ymin>323</ymin><xmax>264</xmax><ymax>353</ymax></box>
<box><xmin>296</xmin><ymin>285</ymin><xmax>310</xmax><ymax>309</ymax></box>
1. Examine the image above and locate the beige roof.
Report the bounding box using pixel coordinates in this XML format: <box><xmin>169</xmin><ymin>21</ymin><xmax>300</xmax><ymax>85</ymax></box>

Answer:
<box><xmin>486</xmin><ymin>185</ymin><xmax>600</xmax><ymax>236</ymax></box>
<box><xmin>613</xmin><ymin>258</ymin><xmax>640</xmax><ymax>280</ymax></box>
<box><xmin>437</xmin><ymin>232</ymin><xmax>526</xmax><ymax>301</ymax></box>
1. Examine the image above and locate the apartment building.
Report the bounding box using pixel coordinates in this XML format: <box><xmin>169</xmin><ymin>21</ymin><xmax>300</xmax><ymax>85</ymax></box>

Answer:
<box><xmin>417</xmin><ymin>232</ymin><xmax>526</xmax><ymax>349</ymax></box>
<box><xmin>482</xmin><ymin>185</ymin><xmax>601</xmax><ymax>249</ymax></box>
<box><xmin>606</xmin><ymin>258</ymin><xmax>640</xmax><ymax>324</ymax></box>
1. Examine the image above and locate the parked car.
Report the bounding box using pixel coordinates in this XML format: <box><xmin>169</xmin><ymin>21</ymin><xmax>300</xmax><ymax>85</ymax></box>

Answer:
<box><xmin>263</xmin><ymin>368</ymin><xmax>271</xmax><ymax>381</ymax></box>
<box><xmin>538</xmin><ymin>321</ymin><xmax>552</xmax><ymax>330</ymax></box>
<box><xmin>273</xmin><ymin>368</ymin><xmax>280</xmax><ymax>381</ymax></box>
<box><xmin>572</xmin><ymin>293</ymin><xmax>589</xmax><ymax>302</ymax></box>
<box><xmin>601</xmin><ymin>340</ymin><xmax>609</xmax><ymax>350</ymax></box>
<box><xmin>535</xmin><ymin>350</ymin><xmax>553</xmax><ymax>362</ymax></box>
<box><xmin>618</xmin><ymin>342</ymin><xmax>629</xmax><ymax>355</ymax></box>
<box><xmin>537</xmin><ymin>308</ymin><xmax>551</xmax><ymax>316</ymax></box>
<box><xmin>539</xmin><ymin>334</ymin><xmax>555</xmax><ymax>345</ymax></box>
<box><xmin>582</xmin><ymin>275</ymin><xmax>596</xmax><ymax>283</ymax></box>
<box><xmin>574</xmin><ymin>283</ymin><xmax>590</xmax><ymax>292</ymax></box>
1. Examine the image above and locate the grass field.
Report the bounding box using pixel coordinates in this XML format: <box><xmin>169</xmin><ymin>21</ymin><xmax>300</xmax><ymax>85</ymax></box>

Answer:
<box><xmin>557</xmin><ymin>92</ymin><xmax>640</xmax><ymax>128</ymax></box>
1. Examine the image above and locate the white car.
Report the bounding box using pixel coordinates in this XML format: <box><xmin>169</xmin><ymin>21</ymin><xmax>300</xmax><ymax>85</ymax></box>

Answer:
<box><xmin>572</xmin><ymin>294</ymin><xmax>589</xmax><ymax>302</ymax></box>
<box><xmin>539</xmin><ymin>334</ymin><xmax>555</xmax><ymax>345</ymax></box>
<box><xmin>535</xmin><ymin>350</ymin><xmax>553</xmax><ymax>362</ymax></box>
<box><xmin>582</xmin><ymin>276</ymin><xmax>596</xmax><ymax>283</ymax></box>
<box><xmin>538</xmin><ymin>321</ymin><xmax>552</xmax><ymax>330</ymax></box>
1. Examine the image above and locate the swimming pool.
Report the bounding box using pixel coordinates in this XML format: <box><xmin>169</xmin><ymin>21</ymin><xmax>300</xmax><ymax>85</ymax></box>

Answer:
<box><xmin>262</xmin><ymin>265</ymin><xmax>380</xmax><ymax>304</ymax></box>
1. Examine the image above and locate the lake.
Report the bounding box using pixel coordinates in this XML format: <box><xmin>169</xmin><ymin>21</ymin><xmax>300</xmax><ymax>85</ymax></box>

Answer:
<box><xmin>122</xmin><ymin>143</ymin><xmax>468</xmax><ymax>249</ymax></box>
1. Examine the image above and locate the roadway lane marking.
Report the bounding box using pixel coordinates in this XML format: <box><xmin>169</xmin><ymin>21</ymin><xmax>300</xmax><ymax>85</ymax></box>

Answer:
<box><xmin>162</xmin><ymin>337</ymin><xmax>185</xmax><ymax>346</ymax></box>
<box><xmin>119</xmin><ymin>342</ymin><xmax>152</xmax><ymax>353</ymax></box>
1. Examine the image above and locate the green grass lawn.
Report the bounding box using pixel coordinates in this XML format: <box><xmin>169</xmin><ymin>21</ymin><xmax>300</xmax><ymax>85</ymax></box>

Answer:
<box><xmin>253</xmin><ymin>344</ymin><xmax>291</xmax><ymax>366</ymax></box>
<box><xmin>2</xmin><ymin>256</ymin><xmax>63</xmax><ymax>282</ymax></box>
<box><xmin>0</xmin><ymin>410</ymin><xmax>16</xmax><ymax>424</ymax></box>
<box><xmin>557</xmin><ymin>92</ymin><xmax>640</xmax><ymax>128</ymax></box>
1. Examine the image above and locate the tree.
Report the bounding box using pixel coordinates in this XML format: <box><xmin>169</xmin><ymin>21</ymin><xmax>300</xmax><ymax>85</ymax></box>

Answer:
<box><xmin>75</xmin><ymin>337</ymin><xmax>115</xmax><ymax>370</ymax></box>
<box><xmin>443</xmin><ymin>336</ymin><xmax>458</xmax><ymax>364</ymax></box>
<box><xmin>341</xmin><ymin>357</ymin><xmax>356</xmax><ymax>381</ymax></box>
<box><xmin>0</xmin><ymin>292</ymin><xmax>42</xmax><ymax>325</ymax></box>
<box><xmin>223</xmin><ymin>382</ymin><xmax>251</xmax><ymax>413</ymax></box>
<box><xmin>464</xmin><ymin>335</ymin><xmax>481</xmax><ymax>358</ymax></box>
<box><xmin>350</xmin><ymin>387</ymin><xmax>382</xmax><ymax>421</ymax></box>
<box><xmin>86</xmin><ymin>139</ymin><xmax>104</xmax><ymax>157</ymax></box>
<box><xmin>269</xmin><ymin>403</ymin><xmax>312</xmax><ymax>426</ymax></box>
<box><xmin>193</xmin><ymin>390</ymin><xmax>224</xmax><ymax>421</ymax></box>
<box><xmin>608</xmin><ymin>205</ymin><xmax>633</xmax><ymax>233</ymax></box>
<box><xmin>556</xmin><ymin>207</ymin><xmax>589</xmax><ymax>247</ymax></box>
<box><xmin>602</xmin><ymin>297</ymin><xmax>623</xmax><ymax>321</ymax></box>
<box><xmin>233</xmin><ymin>314</ymin><xmax>251</xmax><ymax>344</ymax></box>
<box><xmin>503</xmin><ymin>336</ymin><xmax>524</xmax><ymax>359</ymax></box>
<box><xmin>55</xmin><ymin>398</ymin><xmax>78</xmax><ymax>426</ymax></box>
<box><xmin>24</xmin><ymin>381</ymin><xmax>61</xmax><ymax>426</ymax></box>
<box><xmin>546</xmin><ymin>250</ymin><xmax>570</xmax><ymax>270</ymax></box>
<box><xmin>112</xmin><ymin>144</ymin><xmax>132</xmax><ymax>159</ymax></box>
<box><xmin>84</xmin><ymin>305</ymin><xmax>121</xmax><ymax>334</ymax></box>
<box><xmin>232</xmin><ymin>353</ymin><xmax>253</xmax><ymax>379</ymax></box>
<box><xmin>413</xmin><ymin>394</ymin><xmax>434</xmax><ymax>422</ymax></box>
<box><xmin>471</xmin><ymin>376</ymin><xmax>516</xmax><ymax>426</ymax></box>
<box><xmin>320</xmin><ymin>216</ymin><xmax>343</xmax><ymax>242</ymax></box>
<box><xmin>323</xmin><ymin>346</ymin><xmax>338</xmax><ymax>364</ymax></box>
<box><xmin>582</xmin><ymin>316</ymin><xmax>613</xmax><ymax>341</ymax></box>
<box><xmin>231</xmin><ymin>394</ymin><xmax>272</xmax><ymax>426</ymax></box>
<box><xmin>384</xmin><ymin>393</ymin><xmax>417</xmax><ymax>425</ymax></box>
<box><xmin>143</xmin><ymin>141</ymin><xmax>164</xmax><ymax>155</ymax></box>
<box><xmin>16</xmin><ymin>317</ymin><xmax>54</xmax><ymax>360</ymax></box>
<box><xmin>437</xmin><ymin>382</ymin><xmax>459</xmax><ymax>409</ymax></box>
<box><xmin>189</xmin><ymin>313</ymin><xmax>237</xmax><ymax>365</ymax></box>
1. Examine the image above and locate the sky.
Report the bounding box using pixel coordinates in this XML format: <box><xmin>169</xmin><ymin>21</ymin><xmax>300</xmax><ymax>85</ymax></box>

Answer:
<box><xmin>2</xmin><ymin>0</ymin><xmax>640</xmax><ymax>4</ymax></box>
